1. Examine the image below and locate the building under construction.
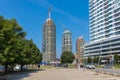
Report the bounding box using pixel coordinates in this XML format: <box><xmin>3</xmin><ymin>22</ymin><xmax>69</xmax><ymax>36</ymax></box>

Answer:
<box><xmin>42</xmin><ymin>8</ymin><xmax>56</xmax><ymax>62</ymax></box>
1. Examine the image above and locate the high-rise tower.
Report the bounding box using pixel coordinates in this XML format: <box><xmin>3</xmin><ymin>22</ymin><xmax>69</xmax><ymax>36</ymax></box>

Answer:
<box><xmin>62</xmin><ymin>30</ymin><xmax>72</xmax><ymax>53</ymax></box>
<box><xmin>89</xmin><ymin>0</ymin><xmax>120</xmax><ymax>42</ymax></box>
<box><xmin>84</xmin><ymin>0</ymin><xmax>120</xmax><ymax>59</ymax></box>
<box><xmin>76</xmin><ymin>37</ymin><xmax>84</xmax><ymax>64</ymax></box>
<box><xmin>42</xmin><ymin>8</ymin><xmax>56</xmax><ymax>62</ymax></box>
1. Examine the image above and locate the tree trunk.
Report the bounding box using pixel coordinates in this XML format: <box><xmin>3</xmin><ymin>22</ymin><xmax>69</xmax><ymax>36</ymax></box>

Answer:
<box><xmin>20</xmin><ymin>64</ymin><xmax>23</xmax><ymax>71</ymax></box>
<box><xmin>5</xmin><ymin>63</ymin><xmax>8</xmax><ymax>74</ymax></box>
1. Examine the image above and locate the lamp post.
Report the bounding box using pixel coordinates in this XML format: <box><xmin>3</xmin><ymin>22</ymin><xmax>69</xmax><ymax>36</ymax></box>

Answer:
<box><xmin>98</xmin><ymin>40</ymin><xmax>103</xmax><ymax>68</ymax></box>
<box><xmin>98</xmin><ymin>52</ymin><xmax>101</xmax><ymax>68</ymax></box>
<box><xmin>109</xmin><ymin>41</ymin><xmax>112</xmax><ymax>66</ymax></box>
<box><xmin>109</xmin><ymin>40</ymin><xmax>114</xmax><ymax>67</ymax></box>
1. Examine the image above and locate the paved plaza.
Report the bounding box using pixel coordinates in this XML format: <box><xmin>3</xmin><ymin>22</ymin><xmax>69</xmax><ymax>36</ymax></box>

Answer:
<box><xmin>3</xmin><ymin>68</ymin><xmax>119</xmax><ymax>80</ymax></box>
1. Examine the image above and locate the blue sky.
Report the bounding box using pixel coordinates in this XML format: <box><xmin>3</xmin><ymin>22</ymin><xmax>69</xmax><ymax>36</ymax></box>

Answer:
<box><xmin>0</xmin><ymin>0</ymin><xmax>89</xmax><ymax>58</ymax></box>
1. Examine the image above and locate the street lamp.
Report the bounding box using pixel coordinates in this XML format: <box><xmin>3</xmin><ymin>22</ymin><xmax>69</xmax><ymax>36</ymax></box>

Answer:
<box><xmin>98</xmin><ymin>40</ymin><xmax>103</xmax><ymax>68</ymax></box>
<box><xmin>109</xmin><ymin>40</ymin><xmax>114</xmax><ymax>67</ymax></box>
<box><xmin>98</xmin><ymin>52</ymin><xmax>101</xmax><ymax>68</ymax></box>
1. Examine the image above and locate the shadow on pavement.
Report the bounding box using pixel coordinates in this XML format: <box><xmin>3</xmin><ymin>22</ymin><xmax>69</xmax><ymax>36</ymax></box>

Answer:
<box><xmin>0</xmin><ymin>69</ymin><xmax>45</xmax><ymax>80</ymax></box>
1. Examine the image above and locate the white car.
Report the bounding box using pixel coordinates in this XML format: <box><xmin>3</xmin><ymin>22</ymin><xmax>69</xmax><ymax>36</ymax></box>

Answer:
<box><xmin>86</xmin><ymin>64</ymin><xmax>95</xmax><ymax>69</ymax></box>
<box><xmin>14</xmin><ymin>65</ymin><xmax>27</xmax><ymax>71</ymax></box>
<box><xmin>14</xmin><ymin>65</ymin><xmax>21</xmax><ymax>70</ymax></box>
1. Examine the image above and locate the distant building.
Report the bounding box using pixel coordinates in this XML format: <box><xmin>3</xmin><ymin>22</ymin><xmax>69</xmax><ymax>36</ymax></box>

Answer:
<box><xmin>62</xmin><ymin>30</ymin><xmax>72</xmax><ymax>53</ymax></box>
<box><xmin>76</xmin><ymin>37</ymin><xmax>84</xmax><ymax>64</ymax></box>
<box><xmin>42</xmin><ymin>8</ymin><xmax>56</xmax><ymax>62</ymax></box>
<box><xmin>84</xmin><ymin>0</ymin><xmax>120</xmax><ymax>59</ymax></box>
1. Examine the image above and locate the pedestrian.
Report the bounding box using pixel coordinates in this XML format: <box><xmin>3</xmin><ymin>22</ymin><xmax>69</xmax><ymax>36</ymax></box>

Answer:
<box><xmin>77</xmin><ymin>63</ymin><xmax>80</xmax><ymax>70</ymax></box>
<box><xmin>38</xmin><ymin>64</ymin><xmax>40</xmax><ymax>69</ymax></box>
<box><xmin>42</xmin><ymin>64</ymin><xmax>45</xmax><ymax>69</ymax></box>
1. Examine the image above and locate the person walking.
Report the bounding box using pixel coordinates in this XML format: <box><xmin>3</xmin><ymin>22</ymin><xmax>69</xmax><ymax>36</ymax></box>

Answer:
<box><xmin>77</xmin><ymin>63</ymin><xmax>80</xmax><ymax>70</ymax></box>
<box><xmin>38</xmin><ymin>64</ymin><xmax>40</xmax><ymax>69</ymax></box>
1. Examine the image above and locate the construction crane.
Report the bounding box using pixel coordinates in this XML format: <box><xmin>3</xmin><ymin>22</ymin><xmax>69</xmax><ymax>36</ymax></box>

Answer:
<box><xmin>48</xmin><ymin>5</ymin><xmax>52</xmax><ymax>18</ymax></box>
<box><xmin>60</xmin><ymin>22</ymin><xmax>67</xmax><ymax>31</ymax></box>
<box><xmin>79</xmin><ymin>35</ymin><xmax>89</xmax><ymax>39</ymax></box>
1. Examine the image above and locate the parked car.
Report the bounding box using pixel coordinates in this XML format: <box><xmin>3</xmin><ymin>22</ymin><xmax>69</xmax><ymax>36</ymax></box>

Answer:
<box><xmin>102</xmin><ymin>65</ymin><xmax>112</xmax><ymax>69</ymax></box>
<box><xmin>14</xmin><ymin>65</ymin><xmax>27</xmax><ymax>71</ymax></box>
<box><xmin>63</xmin><ymin>64</ymin><xmax>68</xmax><ymax>68</ymax></box>
<box><xmin>0</xmin><ymin>66</ymin><xmax>5</xmax><ymax>73</ymax></box>
<box><xmin>14</xmin><ymin>65</ymin><xmax>20</xmax><ymax>70</ymax></box>
<box><xmin>80</xmin><ymin>64</ymin><xmax>84</xmax><ymax>68</ymax></box>
<box><xmin>85</xmin><ymin>64</ymin><xmax>95</xmax><ymax>69</ymax></box>
<box><xmin>55</xmin><ymin>63</ymin><xmax>62</xmax><ymax>67</ymax></box>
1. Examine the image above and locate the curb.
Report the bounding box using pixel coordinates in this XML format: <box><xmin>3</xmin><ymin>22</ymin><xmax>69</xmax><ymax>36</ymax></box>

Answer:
<box><xmin>94</xmin><ymin>70</ymin><xmax>120</xmax><ymax>77</ymax></box>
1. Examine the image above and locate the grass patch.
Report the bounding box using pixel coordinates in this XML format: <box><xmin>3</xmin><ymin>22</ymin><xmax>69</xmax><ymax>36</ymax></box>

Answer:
<box><xmin>68</xmin><ymin>64</ymin><xmax>76</xmax><ymax>68</ymax></box>
<box><xmin>41</xmin><ymin>65</ymin><xmax>55</xmax><ymax>69</ymax></box>
<box><xmin>114</xmin><ymin>65</ymin><xmax>120</xmax><ymax>68</ymax></box>
<box><xmin>95</xmin><ymin>65</ymin><xmax>102</xmax><ymax>68</ymax></box>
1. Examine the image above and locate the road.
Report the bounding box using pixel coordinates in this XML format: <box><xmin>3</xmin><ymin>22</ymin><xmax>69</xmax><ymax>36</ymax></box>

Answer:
<box><xmin>3</xmin><ymin>68</ymin><xmax>119</xmax><ymax>80</ymax></box>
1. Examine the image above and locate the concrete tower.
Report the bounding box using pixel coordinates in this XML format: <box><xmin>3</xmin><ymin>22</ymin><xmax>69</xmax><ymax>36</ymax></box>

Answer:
<box><xmin>76</xmin><ymin>37</ymin><xmax>84</xmax><ymax>64</ymax></box>
<box><xmin>42</xmin><ymin>7</ymin><xmax>56</xmax><ymax>62</ymax></box>
<box><xmin>62</xmin><ymin>30</ymin><xmax>72</xmax><ymax>53</ymax></box>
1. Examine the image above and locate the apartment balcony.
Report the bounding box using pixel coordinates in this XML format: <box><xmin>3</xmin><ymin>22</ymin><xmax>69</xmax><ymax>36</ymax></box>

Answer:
<box><xmin>84</xmin><ymin>50</ymin><xmax>120</xmax><ymax>58</ymax></box>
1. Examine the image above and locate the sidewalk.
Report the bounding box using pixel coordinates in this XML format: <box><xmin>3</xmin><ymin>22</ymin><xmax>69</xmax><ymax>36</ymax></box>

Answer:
<box><xmin>61</xmin><ymin>69</ymin><xmax>120</xmax><ymax>80</ymax></box>
<box><xmin>95</xmin><ymin>68</ymin><xmax>120</xmax><ymax>77</ymax></box>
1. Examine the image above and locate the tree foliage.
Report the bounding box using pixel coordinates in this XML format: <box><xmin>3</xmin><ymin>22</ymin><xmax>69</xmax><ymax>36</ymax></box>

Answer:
<box><xmin>87</xmin><ymin>57</ymin><xmax>92</xmax><ymax>64</ymax></box>
<box><xmin>0</xmin><ymin>16</ymin><xmax>42</xmax><ymax>73</ymax></box>
<box><xmin>61</xmin><ymin>51</ymin><xmax>74</xmax><ymax>64</ymax></box>
<box><xmin>114</xmin><ymin>54</ymin><xmax>120</xmax><ymax>64</ymax></box>
<box><xmin>93</xmin><ymin>56</ymin><xmax>99</xmax><ymax>63</ymax></box>
<box><xmin>0</xmin><ymin>16</ymin><xmax>26</xmax><ymax>73</ymax></box>
<box><xmin>15</xmin><ymin>39</ymin><xmax>42</xmax><ymax>71</ymax></box>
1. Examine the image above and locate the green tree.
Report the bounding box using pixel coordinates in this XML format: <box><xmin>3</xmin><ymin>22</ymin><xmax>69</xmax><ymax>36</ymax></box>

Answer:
<box><xmin>93</xmin><ymin>56</ymin><xmax>99</xmax><ymax>63</ymax></box>
<box><xmin>61</xmin><ymin>51</ymin><xmax>74</xmax><ymax>64</ymax></box>
<box><xmin>119</xmin><ymin>56</ymin><xmax>120</xmax><ymax>61</ymax></box>
<box><xmin>87</xmin><ymin>57</ymin><xmax>92</xmax><ymax>64</ymax></box>
<box><xmin>96</xmin><ymin>56</ymin><xmax>99</xmax><ymax>63</ymax></box>
<box><xmin>15</xmin><ymin>39</ymin><xmax>42</xmax><ymax>71</ymax></box>
<box><xmin>114</xmin><ymin>54</ymin><xmax>119</xmax><ymax>64</ymax></box>
<box><xmin>93</xmin><ymin>57</ymin><xmax>97</xmax><ymax>63</ymax></box>
<box><xmin>15</xmin><ymin>39</ymin><xmax>31</xmax><ymax>71</ymax></box>
<box><xmin>0</xmin><ymin>16</ymin><xmax>42</xmax><ymax>73</ymax></box>
<box><xmin>30</xmin><ymin>40</ymin><xmax>42</xmax><ymax>64</ymax></box>
<box><xmin>0</xmin><ymin>16</ymin><xmax>26</xmax><ymax>73</ymax></box>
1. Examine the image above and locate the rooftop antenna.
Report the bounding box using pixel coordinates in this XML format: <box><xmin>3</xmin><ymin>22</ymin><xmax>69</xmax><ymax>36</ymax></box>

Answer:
<box><xmin>48</xmin><ymin>5</ymin><xmax>52</xmax><ymax>18</ymax></box>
